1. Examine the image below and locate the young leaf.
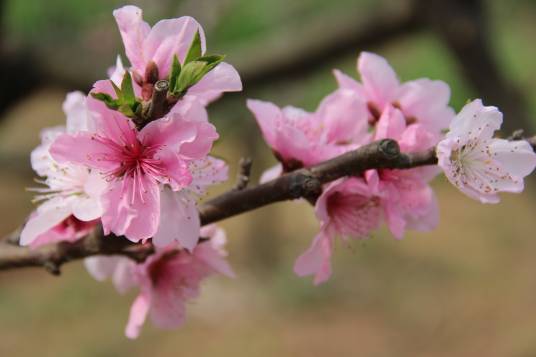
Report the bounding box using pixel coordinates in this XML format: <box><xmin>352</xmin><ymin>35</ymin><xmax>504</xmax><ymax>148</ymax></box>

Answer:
<box><xmin>120</xmin><ymin>71</ymin><xmax>136</xmax><ymax>105</ymax></box>
<box><xmin>184</xmin><ymin>30</ymin><xmax>202</xmax><ymax>64</ymax></box>
<box><xmin>176</xmin><ymin>61</ymin><xmax>208</xmax><ymax>94</ymax></box>
<box><xmin>168</xmin><ymin>55</ymin><xmax>181</xmax><ymax>93</ymax></box>
<box><xmin>171</xmin><ymin>54</ymin><xmax>225</xmax><ymax>95</ymax></box>
<box><xmin>197</xmin><ymin>54</ymin><xmax>225</xmax><ymax>71</ymax></box>
<box><xmin>91</xmin><ymin>92</ymin><xmax>120</xmax><ymax>110</ymax></box>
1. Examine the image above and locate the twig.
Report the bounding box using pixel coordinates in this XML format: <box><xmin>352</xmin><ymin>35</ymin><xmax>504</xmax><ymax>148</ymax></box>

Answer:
<box><xmin>143</xmin><ymin>79</ymin><xmax>170</xmax><ymax>126</ymax></box>
<box><xmin>233</xmin><ymin>157</ymin><xmax>253</xmax><ymax>190</ymax></box>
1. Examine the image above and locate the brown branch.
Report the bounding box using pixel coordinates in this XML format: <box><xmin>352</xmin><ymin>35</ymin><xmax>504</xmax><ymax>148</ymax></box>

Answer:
<box><xmin>0</xmin><ymin>228</ymin><xmax>153</xmax><ymax>275</ymax></box>
<box><xmin>1</xmin><ymin>135</ymin><xmax>535</xmax><ymax>274</ymax></box>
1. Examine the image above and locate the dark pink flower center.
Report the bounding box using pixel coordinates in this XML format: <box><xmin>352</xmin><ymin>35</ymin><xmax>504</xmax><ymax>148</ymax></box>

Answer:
<box><xmin>110</xmin><ymin>139</ymin><xmax>165</xmax><ymax>179</ymax></box>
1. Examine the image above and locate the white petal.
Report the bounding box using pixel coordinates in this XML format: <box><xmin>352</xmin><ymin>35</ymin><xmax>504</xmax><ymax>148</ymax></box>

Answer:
<box><xmin>63</xmin><ymin>91</ymin><xmax>91</xmax><ymax>133</ymax></box>
<box><xmin>72</xmin><ymin>196</ymin><xmax>103</xmax><ymax>221</ymax></box>
<box><xmin>490</xmin><ymin>139</ymin><xmax>536</xmax><ymax>178</ymax></box>
<box><xmin>448</xmin><ymin>99</ymin><xmax>502</xmax><ymax>140</ymax></box>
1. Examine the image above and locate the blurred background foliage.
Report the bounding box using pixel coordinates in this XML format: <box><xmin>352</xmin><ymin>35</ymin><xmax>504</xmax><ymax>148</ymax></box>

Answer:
<box><xmin>1</xmin><ymin>0</ymin><xmax>536</xmax><ymax>356</ymax></box>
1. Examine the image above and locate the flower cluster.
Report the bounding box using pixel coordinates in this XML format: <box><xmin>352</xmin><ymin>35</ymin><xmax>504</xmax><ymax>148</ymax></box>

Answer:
<box><xmin>20</xmin><ymin>5</ymin><xmax>239</xmax><ymax>337</ymax></box>
<box><xmin>18</xmin><ymin>5</ymin><xmax>536</xmax><ymax>339</ymax></box>
<box><xmin>248</xmin><ymin>52</ymin><xmax>536</xmax><ymax>285</ymax></box>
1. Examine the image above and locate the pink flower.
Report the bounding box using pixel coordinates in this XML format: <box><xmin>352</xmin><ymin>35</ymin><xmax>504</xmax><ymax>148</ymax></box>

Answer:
<box><xmin>294</xmin><ymin>177</ymin><xmax>382</xmax><ymax>285</ymax></box>
<box><xmin>20</xmin><ymin>92</ymin><xmax>106</xmax><ymax>246</ymax></box>
<box><xmin>247</xmin><ymin>89</ymin><xmax>369</xmax><ymax>177</ymax></box>
<box><xmin>437</xmin><ymin>99</ymin><xmax>536</xmax><ymax>203</ymax></box>
<box><xmin>50</xmin><ymin>89</ymin><xmax>219</xmax><ymax>248</ymax></box>
<box><xmin>334</xmin><ymin>52</ymin><xmax>455</xmax><ymax>139</ymax></box>
<box><xmin>294</xmin><ymin>107</ymin><xmax>442</xmax><ymax>285</ymax></box>
<box><xmin>84</xmin><ymin>224</ymin><xmax>234</xmax><ymax>339</ymax></box>
<box><xmin>370</xmin><ymin>106</ymin><xmax>440</xmax><ymax>238</ymax></box>
<box><xmin>113</xmin><ymin>5</ymin><xmax>241</xmax><ymax>104</ymax></box>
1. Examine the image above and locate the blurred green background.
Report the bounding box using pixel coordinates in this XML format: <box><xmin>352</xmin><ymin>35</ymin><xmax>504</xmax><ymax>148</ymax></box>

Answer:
<box><xmin>1</xmin><ymin>0</ymin><xmax>536</xmax><ymax>356</ymax></box>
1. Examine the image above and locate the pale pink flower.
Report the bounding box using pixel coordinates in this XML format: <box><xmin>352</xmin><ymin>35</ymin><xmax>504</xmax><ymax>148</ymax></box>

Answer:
<box><xmin>113</xmin><ymin>5</ymin><xmax>241</xmax><ymax>104</ymax></box>
<box><xmin>294</xmin><ymin>177</ymin><xmax>382</xmax><ymax>285</ymax></box>
<box><xmin>20</xmin><ymin>93</ymin><xmax>106</xmax><ymax>246</ymax></box>
<box><xmin>49</xmin><ymin>88</ymin><xmax>219</xmax><ymax>248</ymax></box>
<box><xmin>437</xmin><ymin>99</ymin><xmax>536</xmax><ymax>203</ymax></box>
<box><xmin>334</xmin><ymin>52</ymin><xmax>455</xmax><ymax>139</ymax></box>
<box><xmin>247</xmin><ymin>89</ymin><xmax>369</xmax><ymax>176</ymax></box>
<box><xmin>84</xmin><ymin>224</ymin><xmax>234</xmax><ymax>339</ymax></box>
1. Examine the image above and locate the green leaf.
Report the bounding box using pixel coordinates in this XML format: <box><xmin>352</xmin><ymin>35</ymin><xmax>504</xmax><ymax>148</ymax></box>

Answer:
<box><xmin>91</xmin><ymin>92</ymin><xmax>119</xmax><ymax>110</ymax></box>
<box><xmin>184</xmin><ymin>30</ymin><xmax>202</xmax><ymax>64</ymax></box>
<box><xmin>168</xmin><ymin>55</ymin><xmax>181</xmax><ymax>92</ymax></box>
<box><xmin>171</xmin><ymin>54</ymin><xmax>226</xmax><ymax>95</ymax></box>
<box><xmin>197</xmin><ymin>54</ymin><xmax>225</xmax><ymax>74</ymax></box>
<box><xmin>176</xmin><ymin>61</ymin><xmax>208</xmax><ymax>93</ymax></box>
<box><xmin>120</xmin><ymin>71</ymin><xmax>136</xmax><ymax>105</ymax></box>
<box><xmin>197</xmin><ymin>54</ymin><xmax>225</xmax><ymax>68</ymax></box>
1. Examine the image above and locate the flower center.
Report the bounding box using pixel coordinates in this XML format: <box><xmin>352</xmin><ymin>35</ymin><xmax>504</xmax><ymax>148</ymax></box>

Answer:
<box><xmin>110</xmin><ymin>139</ymin><xmax>165</xmax><ymax>179</ymax></box>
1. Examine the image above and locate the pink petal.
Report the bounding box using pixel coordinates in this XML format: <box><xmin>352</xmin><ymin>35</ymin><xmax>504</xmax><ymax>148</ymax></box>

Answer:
<box><xmin>396</xmin><ymin>79</ymin><xmax>454</xmax><ymax>134</ymax></box>
<box><xmin>152</xmin><ymin>190</ymin><xmax>200</xmax><ymax>251</ymax></box>
<box><xmin>178</xmin><ymin>120</ymin><xmax>219</xmax><ymax>160</ymax></box>
<box><xmin>49</xmin><ymin>132</ymin><xmax>120</xmax><ymax>172</ymax></box>
<box><xmin>149</xmin><ymin>284</ymin><xmax>187</xmax><ymax>329</ymax></box>
<box><xmin>113</xmin><ymin>5</ymin><xmax>151</xmax><ymax>74</ymax></box>
<box><xmin>248</xmin><ymin>100</ymin><xmax>314</xmax><ymax>164</ymax></box>
<box><xmin>101</xmin><ymin>176</ymin><xmax>160</xmax><ymax>242</ymax></box>
<box><xmin>358</xmin><ymin>52</ymin><xmax>399</xmax><ymax>108</ymax></box>
<box><xmin>332</xmin><ymin>69</ymin><xmax>365</xmax><ymax>94</ymax></box>
<box><xmin>314</xmin><ymin>179</ymin><xmax>346</xmax><ymax>224</ymax></box>
<box><xmin>294</xmin><ymin>231</ymin><xmax>333</xmax><ymax>285</ymax></box>
<box><xmin>399</xmin><ymin>123</ymin><xmax>436</xmax><ymax>152</ymax></box>
<box><xmin>144</xmin><ymin>16</ymin><xmax>206</xmax><ymax>78</ymax></box>
<box><xmin>155</xmin><ymin>149</ymin><xmax>192</xmax><ymax>190</ymax></box>
<box><xmin>246</xmin><ymin>99</ymin><xmax>280</xmax><ymax>147</ymax></box>
<box><xmin>375</xmin><ymin>106</ymin><xmax>406</xmax><ymax>141</ymax></box>
<box><xmin>187</xmin><ymin>62</ymin><xmax>242</xmax><ymax>105</ymax></box>
<box><xmin>383</xmin><ymin>197</ymin><xmax>406</xmax><ymax>239</ymax></box>
<box><xmin>139</xmin><ymin>115</ymin><xmax>199</xmax><ymax>150</ymax></box>
<box><xmin>316</xmin><ymin>89</ymin><xmax>369</xmax><ymax>144</ymax></box>
<box><xmin>405</xmin><ymin>186</ymin><xmax>440</xmax><ymax>232</ymax></box>
<box><xmin>195</xmin><ymin>242</ymin><xmax>235</xmax><ymax>278</ymax></box>
<box><xmin>125</xmin><ymin>293</ymin><xmax>151</xmax><ymax>339</ymax></box>
<box><xmin>189</xmin><ymin>157</ymin><xmax>229</xmax><ymax>193</ymax></box>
